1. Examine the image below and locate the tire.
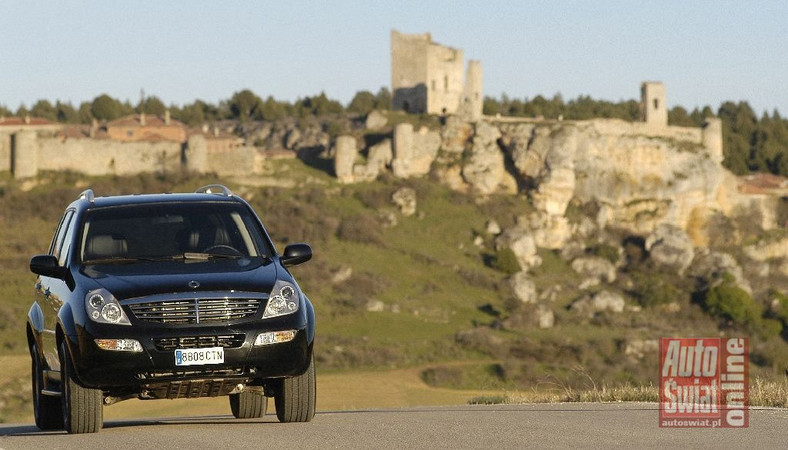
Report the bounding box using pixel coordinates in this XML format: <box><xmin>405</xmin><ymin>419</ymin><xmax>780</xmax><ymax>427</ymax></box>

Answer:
<box><xmin>59</xmin><ymin>340</ymin><xmax>103</xmax><ymax>434</ymax></box>
<box><xmin>31</xmin><ymin>343</ymin><xmax>63</xmax><ymax>430</ymax></box>
<box><xmin>274</xmin><ymin>355</ymin><xmax>316</xmax><ymax>423</ymax></box>
<box><xmin>230</xmin><ymin>388</ymin><xmax>267</xmax><ymax>419</ymax></box>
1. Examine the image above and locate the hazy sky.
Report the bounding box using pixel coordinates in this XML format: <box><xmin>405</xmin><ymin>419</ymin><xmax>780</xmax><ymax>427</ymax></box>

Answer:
<box><xmin>2</xmin><ymin>1</ymin><xmax>786</xmax><ymax>115</ymax></box>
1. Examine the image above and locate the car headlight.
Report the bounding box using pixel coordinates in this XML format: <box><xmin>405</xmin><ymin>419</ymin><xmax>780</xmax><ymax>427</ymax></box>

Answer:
<box><xmin>263</xmin><ymin>280</ymin><xmax>300</xmax><ymax>318</ymax></box>
<box><xmin>85</xmin><ymin>288</ymin><xmax>131</xmax><ymax>325</ymax></box>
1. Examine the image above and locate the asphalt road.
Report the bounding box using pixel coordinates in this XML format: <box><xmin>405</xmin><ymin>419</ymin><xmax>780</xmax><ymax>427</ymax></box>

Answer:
<box><xmin>1</xmin><ymin>403</ymin><xmax>785</xmax><ymax>449</ymax></box>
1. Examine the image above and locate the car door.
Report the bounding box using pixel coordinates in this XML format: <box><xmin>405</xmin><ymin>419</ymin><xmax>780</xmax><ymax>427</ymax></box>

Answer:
<box><xmin>37</xmin><ymin>209</ymin><xmax>76</xmax><ymax>370</ymax></box>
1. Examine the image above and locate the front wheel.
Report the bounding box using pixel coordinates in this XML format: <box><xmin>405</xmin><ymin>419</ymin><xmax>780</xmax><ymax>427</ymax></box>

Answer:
<box><xmin>60</xmin><ymin>340</ymin><xmax>103</xmax><ymax>434</ymax></box>
<box><xmin>31</xmin><ymin>343</ymin><xmax>63</xmax><ymax>430</ymax></box>
<box><xmin>274</xmin><ymin>355</ymin><xmax>316</xmax><ymax>423</ymax></box>
<box><xmin>230</xmin><ymin>388</ymin><xmax>267</xmax><ymax>418</ymax></box>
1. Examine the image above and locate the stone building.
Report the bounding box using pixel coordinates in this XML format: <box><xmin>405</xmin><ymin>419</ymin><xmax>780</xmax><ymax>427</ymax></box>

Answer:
<box><xmin>641</xmin><ymin>82</ymin><xmax>667</xmax><ymax>127</ymax></box>
<box><xmin>105</xmin><ymin>111</ymin><xmax>187</xmax><ymax>143</ymax></box>
<box><xmin>390</xmin><ymin>30</ymin><xmax>482</xmax><ymax>120</ymax></box>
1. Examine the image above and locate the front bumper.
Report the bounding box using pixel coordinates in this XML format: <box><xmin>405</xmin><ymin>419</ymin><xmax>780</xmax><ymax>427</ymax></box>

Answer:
<box><xmin>66</xmin><ymin>318</ymin><xmax>312</xmax><ymax>392</ymax></box>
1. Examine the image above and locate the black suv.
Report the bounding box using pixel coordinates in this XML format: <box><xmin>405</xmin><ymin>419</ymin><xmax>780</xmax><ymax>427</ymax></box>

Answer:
<box><xmin>26</xmin><ymin>185</ymin><xmax>316</xmax><ymax>433</ymax></box>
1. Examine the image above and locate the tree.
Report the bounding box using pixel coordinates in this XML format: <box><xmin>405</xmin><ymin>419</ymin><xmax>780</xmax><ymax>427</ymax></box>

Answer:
<box><xmin>260</xmin><ymin>96</ymin><xmax>290</xmax><ymax>121</ymax></box>
<box><xmin>374</xmin><ymin>87</ymin><xmax>391</xmax><ymax>110</ymax></box>
<box><xmin>347</xmin><ymin>90</ymin><xmax>376</xmax><ymax>115</ymax></box>
<box><xmin>30</xmin><ymin>100</ymin><xmax>57</xmax><ymax>121</ymax></box>
<box><xmin>55</xmin><ymin>101</ymin><xmax>78</xmax><ymax>123</ymax></box>
<box><xmin>229</xmin><ymin>89</ymin><xmax>263</xmax><ymax>122</ymax></box>
<box><xmin>77</xmin><ymin>102</ymin><xmax>93</xmax><ymax>124</ymax></box>
<box><xmin>138</xmin><ymin>96</ymin><xmax>166</xmax><ymax>116</ymax></box>
<box><xmin>90</xmin><ymin>94</ymin><xmax>123</xmax><ymax>121</ymax></box>
<box><xmin>0</xmin><ymin>104</ymin><xmax>12</xmax><ymax>116</ymax></box>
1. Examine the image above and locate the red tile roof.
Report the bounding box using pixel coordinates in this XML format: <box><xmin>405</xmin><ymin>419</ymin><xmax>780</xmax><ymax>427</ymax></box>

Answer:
<box><xmin>0</xmin><ymin>116</ymin><xmax>56</xmax><ymax>126</ymax></box>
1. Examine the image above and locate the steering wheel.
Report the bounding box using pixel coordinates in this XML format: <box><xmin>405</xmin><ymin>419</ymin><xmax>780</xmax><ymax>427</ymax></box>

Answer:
<box><xmin>203</xmin><ymin>244</ymin><xmax>243</xmax><ymax>256</ymax></box>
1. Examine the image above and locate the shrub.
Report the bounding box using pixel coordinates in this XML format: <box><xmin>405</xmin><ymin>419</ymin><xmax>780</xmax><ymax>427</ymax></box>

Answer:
<box><xmin>588</xmin><ymin>243</ymin><xmax>620</xmax><ymax>265</ymax></box>
<box><xmin>336</xmin><ymin>213</ymin><xmax>383</xmax><ymax>245</ymax></box>
<box><xmin>701</xmin><ymin>277</ymin><xmax>762</xmax><ymax>328</ymax></box>
<box><xmin>490</xmin><ymin>248</ymin><xmax>521</xmax><ymax>275</ymax></box>
<box><xmin>629</xmin><ymin>271</ymin><xmax>683</xmax><ymax>307</ymax></box>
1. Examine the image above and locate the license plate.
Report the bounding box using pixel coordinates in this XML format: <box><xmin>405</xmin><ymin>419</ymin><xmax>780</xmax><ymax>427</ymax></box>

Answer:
<box><xmin>174</xmin><ymin>347</ymin><xmax>225</xmax><ymax>366</ymax></box>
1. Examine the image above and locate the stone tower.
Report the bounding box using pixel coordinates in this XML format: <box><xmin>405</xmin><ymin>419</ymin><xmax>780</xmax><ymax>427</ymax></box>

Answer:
<box><xmin>391</xmin><ymin>30</ymin><xmax>465</xmax><ymax>115</ymax></box>
<box><xmin>641</xmin><ymin>82</ymin><xmax>667</xmax><ymax>127</ymax></box>
<box><xmin>459</xmin><ymin>60</ymin><xmax>483</xmax><ymax>121</ymax></box>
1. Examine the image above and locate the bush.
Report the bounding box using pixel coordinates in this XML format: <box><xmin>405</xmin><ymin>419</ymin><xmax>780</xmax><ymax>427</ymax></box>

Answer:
<box><xmin>336</xmin><ymin>213</ymin><xmax>383</xmax><ymax>245</ymax></box>
<box><xmin>588</xmin><ymin>243</ymin><xmax>620</xmax><ymax>265</ymax></box>
<box><xmin>629</xmin><ymin>271</ymin><xmax>683</xmax><ymax>307</ymax></box>
<box><xmin>701</xmin><ymin>277</ymin><xmax>762</xmax><ymax>328</ymax></box>
<box><xmin>490</xmin><ymin>248</ymin><xmax>521</xmax><ymax>275</ymax></box>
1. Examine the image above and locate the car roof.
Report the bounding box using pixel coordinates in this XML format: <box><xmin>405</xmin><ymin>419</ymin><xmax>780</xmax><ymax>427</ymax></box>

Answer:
<box><xmin>73</xmin><ymin>192</ymin><xmax>242</xmax><ymax>210</ymax></box>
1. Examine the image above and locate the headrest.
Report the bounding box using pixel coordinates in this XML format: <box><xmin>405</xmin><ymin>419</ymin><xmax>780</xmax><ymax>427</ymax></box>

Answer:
<box><xmin>85</xmin><ymin>234</ymin><xmax>127</xmax><ymax>260</ymax></box>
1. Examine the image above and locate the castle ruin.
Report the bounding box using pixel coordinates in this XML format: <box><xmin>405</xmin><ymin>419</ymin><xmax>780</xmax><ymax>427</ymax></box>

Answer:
<box><xmin>390</xmin><ymin>30</ymin><xmax>482</xmax><ymax>120</ymax></box>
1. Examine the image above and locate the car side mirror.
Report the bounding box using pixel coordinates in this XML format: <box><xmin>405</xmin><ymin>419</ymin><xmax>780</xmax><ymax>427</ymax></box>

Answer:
<box><xmin>281</xmin><ymin>243</ymin><xmax>312</xmax><ymax>267</ymax></box>
<box><xmin>30</xmin><ymin>255</ymin><xmax>66</xmax><ymax>279</ymax></box>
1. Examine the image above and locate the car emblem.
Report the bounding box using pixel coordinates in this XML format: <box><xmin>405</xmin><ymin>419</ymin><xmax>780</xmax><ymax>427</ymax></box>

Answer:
<box><xmin>188</xmin><ymin>280</ymin><xmax>200</xmax><ymax>289</ymax></box>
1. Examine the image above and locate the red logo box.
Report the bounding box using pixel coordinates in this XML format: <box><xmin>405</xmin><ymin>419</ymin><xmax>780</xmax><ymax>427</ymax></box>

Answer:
<box><xmin>659</xmin><ymin>337</ymin><xmax>748</xmax><ymax>428</ymax></box>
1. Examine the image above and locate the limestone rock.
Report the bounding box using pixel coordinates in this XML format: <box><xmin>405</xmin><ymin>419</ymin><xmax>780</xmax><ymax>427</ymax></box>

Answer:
<box><xmin>624</xmin><ymin>339</ymin><xmax>659</xmax><ymax>359</ymax></box>
<box><xmin>392</xmin><ymin>124</ymin><xmax>440</xmax><ymax>178</ymax></box>
<box><xmin>365</xmin><ymin>110</ymin><xmax>388</xmax><ymax>130</ymax></box>
<box><xmin>571</xmin><ymin>290</ymin><xmax>626</xmax><ymax>317</ymax></box>
<box><xmin>509</xmin><ymin>272</ymin><xmax>537</xmax><ymax>304</ymax></box>
<box><xmin>495</xmin><ymin>226</ymin><xmax>541</xmax><ymax>271</ymax></box>
<box><xmin>571</xmin><ymin>256</ymin><xmax>616</xmax><ymax>287</ymax></box>
<box><xmin>689</xmin><ymin>249</ymin><xmax>752</xmax><ymax>294</ymax></box>
<box><xmin>486</xmin><ymin>219</ymin><xmax>501</xmax><ymax>235</ymax></box>
<box><xmin>645</xmin><ymin>223</ymin><xmax>695</xmax><ymax>274</ymax></box>
<box><xmin>461</xmin><ymin>122</ymin><xmax>504</xmax><ymax>194</ymax></box>
<box><xmin>334</xmin><ymin>135</ymin><xmax>357</xmax><ymax>183</ymax></box>
<box><xmin>367</xmin><ymin>300</ymin><xmax>385</xmax><ymax>312</ymax></box>
<box><xmin>368</xmin><ymin>138</ymin><xmax>393</xmax><ymax>170</ymax></box>
<box><xmin>536</xmin><ymin>304</ymin><xmax>555</xmax><ymax>329</ymax></box>
<box><xmin>392</xmin><ymin>187</ymin><xmax>417</xmax><ymax>217</ymax></box>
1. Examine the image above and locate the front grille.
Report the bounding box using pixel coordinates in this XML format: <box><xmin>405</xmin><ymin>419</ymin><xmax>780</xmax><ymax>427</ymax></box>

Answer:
<box><xmin>129</xmin><ymin>297</ymin><xmax>261</xmax><ymax>324</ymax></box>
<box><xmin>153</xmin><ymin>334</ymin><xmax>245</xmax><ymax>351</ymax></box>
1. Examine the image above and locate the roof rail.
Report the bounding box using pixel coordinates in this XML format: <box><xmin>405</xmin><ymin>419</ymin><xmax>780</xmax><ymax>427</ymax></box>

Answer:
<box><xmin>195</xmin><ymin>184</ymin><xmax>233</xmax><ymax>197</ymax></box>
<box><xmin>78</xmin><ymin>189</ymin><xmax>95</xmax><ymax>204</ymax></box>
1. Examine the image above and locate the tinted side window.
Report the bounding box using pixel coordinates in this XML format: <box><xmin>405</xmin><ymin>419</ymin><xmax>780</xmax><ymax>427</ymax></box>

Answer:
<box><xmin>57</xmin><ymin>211</ymin><xmax>78</xmax><ymax>266</ymax></box>
<box><xmin>50</xmin><ymin>210</ymin><xmax>75</xmax><ymax>261</ymax></box>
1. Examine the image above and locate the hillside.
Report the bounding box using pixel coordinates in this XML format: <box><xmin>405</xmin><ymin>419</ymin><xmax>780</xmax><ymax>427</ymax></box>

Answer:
<box><xmin>0</xmin><ymin>160</ymin><xmax>786</xmax><ymax>420</ymax></box>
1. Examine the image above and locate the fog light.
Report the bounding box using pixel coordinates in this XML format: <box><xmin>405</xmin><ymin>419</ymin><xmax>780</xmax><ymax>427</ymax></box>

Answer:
<box><xmin>254</xmin><ymin>330</ymin><xmax>296</xmax><ymax>346</ymax></box>
<box><xmin>95</xmin><ymin>338</ymin><xmax>143</xmax><ymax>352</ymax></box>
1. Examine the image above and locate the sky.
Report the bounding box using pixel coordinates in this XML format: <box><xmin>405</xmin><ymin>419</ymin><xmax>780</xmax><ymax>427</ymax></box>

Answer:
<box><xmin>2</xmin><ymin>1</ymin><xmax>787</xmax><ymax>116</ymax></box>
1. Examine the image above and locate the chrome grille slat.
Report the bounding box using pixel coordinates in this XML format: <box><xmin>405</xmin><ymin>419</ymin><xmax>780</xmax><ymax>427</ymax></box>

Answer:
<box><xmin>153</xmin><ymin>334</ymin><xmax>245</xmax><ymax>351</ymax></box>
<box><xmin>129</xmin><ymin>298</ymin><xmax>261</xmax><ymax>324</ymax></box>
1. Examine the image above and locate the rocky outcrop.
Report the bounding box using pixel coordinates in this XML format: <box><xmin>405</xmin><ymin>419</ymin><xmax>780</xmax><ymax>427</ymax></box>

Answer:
<box><xmin>495</xmin><ymin>225</ymin><xmax>541</xmax><ymax>271</ymax></box>
<box><xmin>392</xmin><ymin>124</ymin><xmax>441</xmax><ymax>178</ymax></box>
<box><xmin>392</xmin><ymin>187</ymin><xmax>417</xmax><ymax>217</ymax></box>
<box><xmin>461</xmin><ymin>122</ymin><xmax>507</xmax><ymax>194</ymax></box>
<box><xmin>334</xmin><ymin>135</ymin><xmax>357</xmax><ymax>184</ymax></box>
<box><xmin>689</xmin><ymin>249</ymin><xmax>752</xmax><ymax>294</ymax></box>
<box><xmin>645</xmin><ymin>224</ymin><xmax>695</xmax><ymax>275</ymax></box>
<box><xmin>571</xmin><ymin>290</ymin><xmax>626</xmax><ymax>317</ymax></box>
<box><xmin>571</xmin><ymin>256</ymin><xmax>617</xmax><ymax>288</ymax></box>
<box><xmin>365</xmin><ymin>110</ymin><xmax>388</xmax><ymax>130</ymax></box>
<box><xmin>509</xmin><ymin>272</ymin><xmax>537</xmax><ymax>304</ymax></box>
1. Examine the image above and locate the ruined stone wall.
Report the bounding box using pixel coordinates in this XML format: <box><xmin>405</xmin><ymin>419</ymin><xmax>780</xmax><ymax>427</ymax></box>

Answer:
<box><xmin>425</xmin><ymin>41</ymin><xmax>464</xmax><ymax>115</ymax></box>
<box><xmin>391</xmin><ymin>30</ymin><xmax>429</xmax><ymax>113</ymax></box>
<box><xmin>36</xmin><ymin>137</ymin><xmax>182</xmax><ymax>175</ymax></box>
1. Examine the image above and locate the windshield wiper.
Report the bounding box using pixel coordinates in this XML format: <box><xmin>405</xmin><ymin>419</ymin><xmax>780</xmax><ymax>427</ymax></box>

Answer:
<box><xmin>182</xmin><ymin>252</ymin><xmax>241</xmax><ymax>260</ymax></box>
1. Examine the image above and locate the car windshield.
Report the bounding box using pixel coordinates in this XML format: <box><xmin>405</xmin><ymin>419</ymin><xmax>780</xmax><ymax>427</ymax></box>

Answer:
<box><xmin>79</xmin><ymin>202</ymin><xmax>269</xmax><ymax>263</ymax></box>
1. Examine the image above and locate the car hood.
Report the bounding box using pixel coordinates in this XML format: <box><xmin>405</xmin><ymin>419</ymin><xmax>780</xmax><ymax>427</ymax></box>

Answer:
<box><xmin>81</xmin><ymin>258</ymin><xmax>279</xmax><ymax>300</ymax></box>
